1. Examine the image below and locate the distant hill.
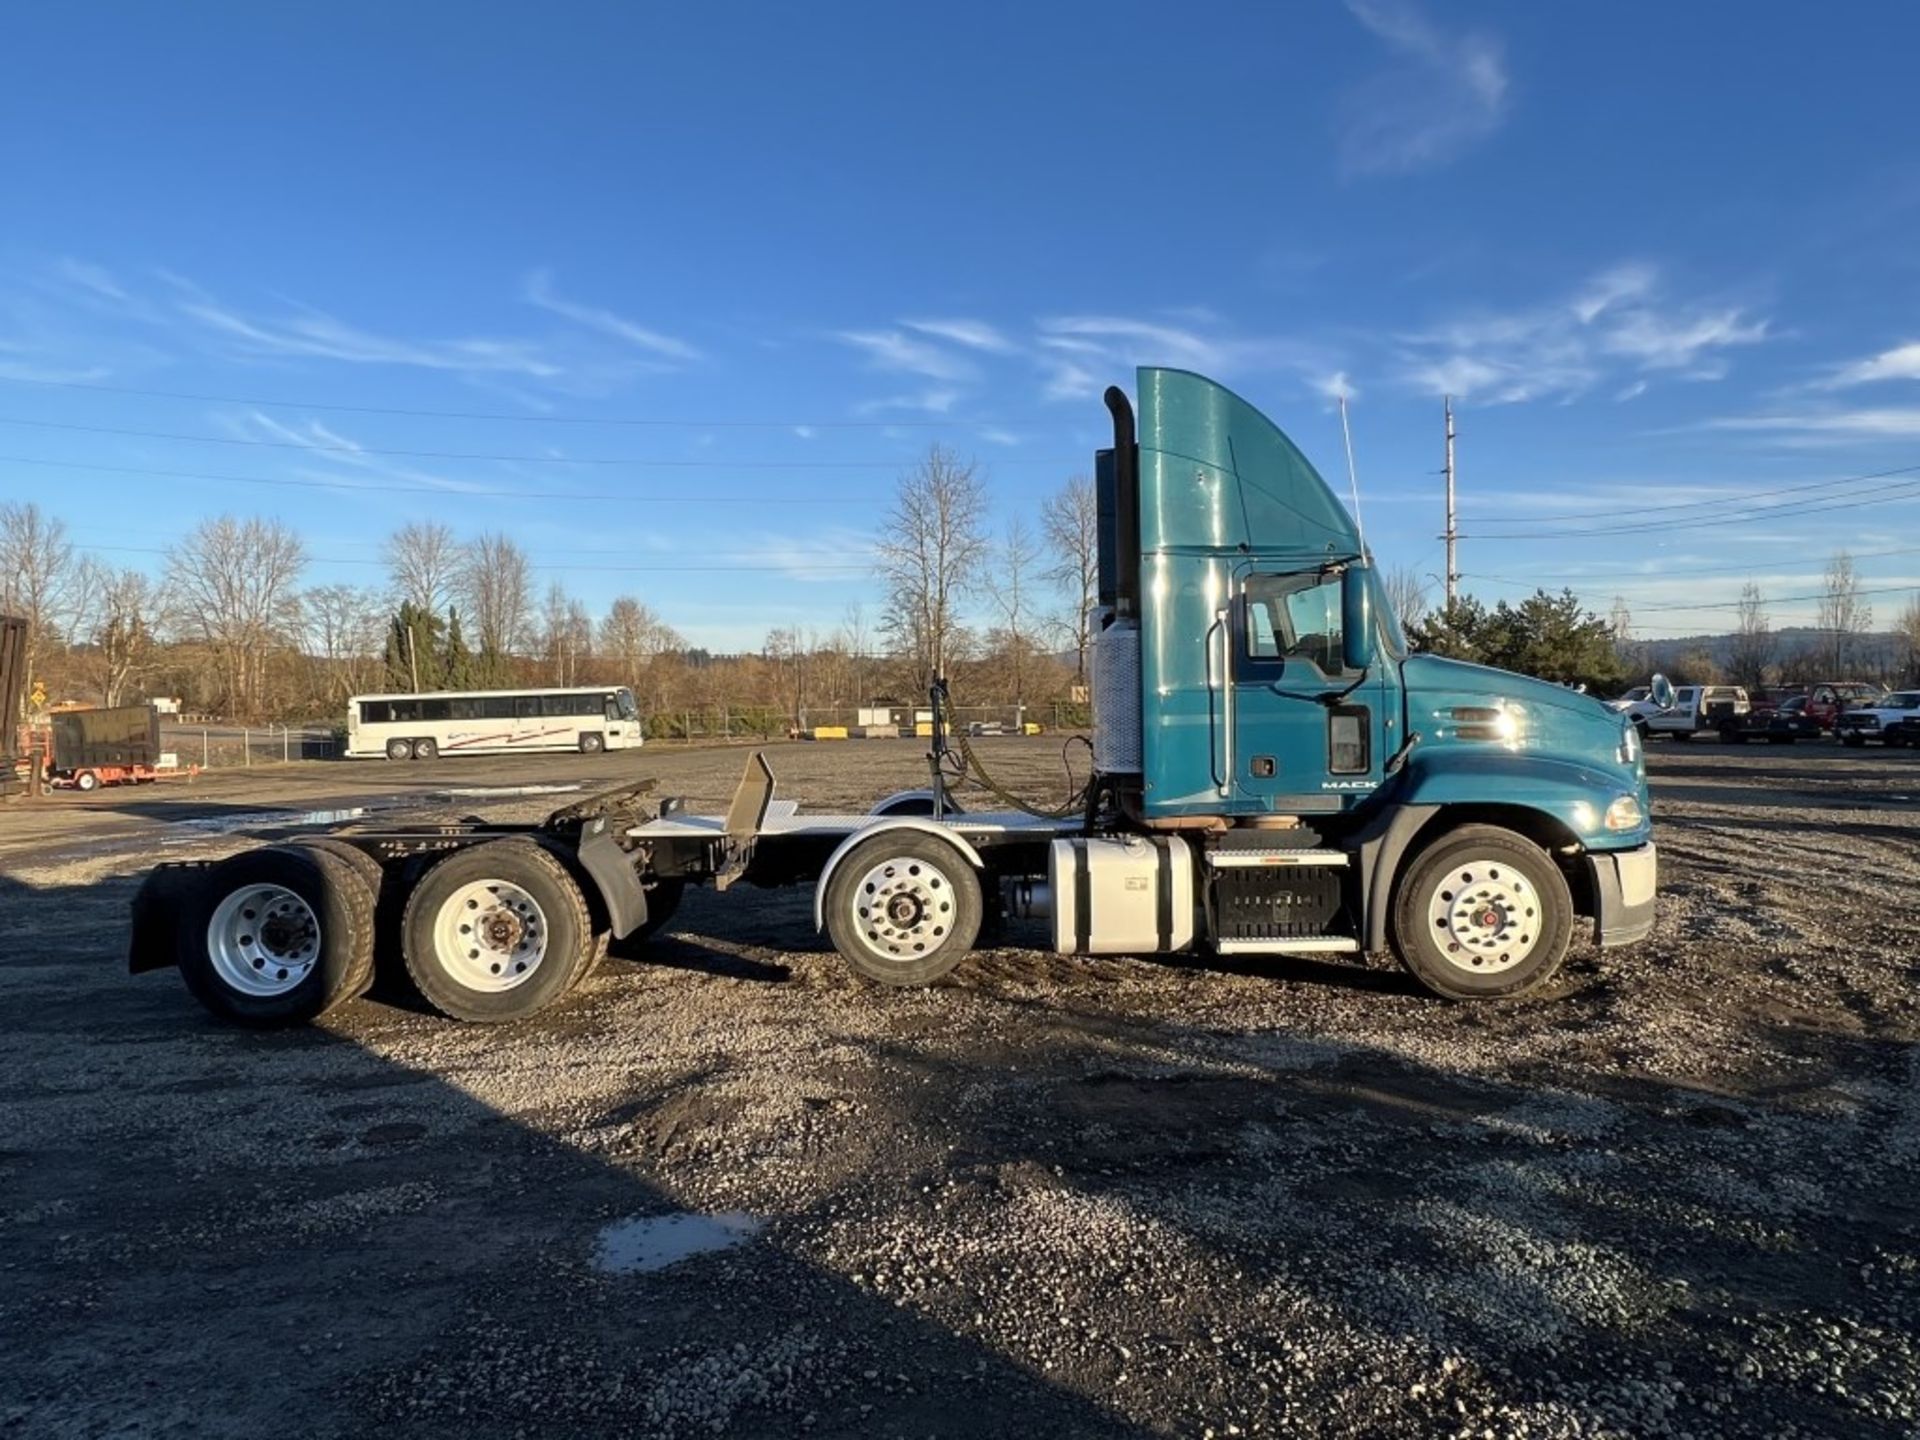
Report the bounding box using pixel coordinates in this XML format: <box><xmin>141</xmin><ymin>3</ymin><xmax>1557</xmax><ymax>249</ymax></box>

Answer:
<box><xmin>1635</xmin><ymin>627</ymin><xmax>1909</xmax><ymax>680</ymax></box>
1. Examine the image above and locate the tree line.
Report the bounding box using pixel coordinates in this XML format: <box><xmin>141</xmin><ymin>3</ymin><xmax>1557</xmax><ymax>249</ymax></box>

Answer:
<box><xmin>10</xmin><ymin>463</ymin><xmax>1915</xmax><ymax>725</ymax></box>
<box><xmin>1</xmin><ymin>451</ymin><xmax>1099</xmax><ymax>726</ymax></box>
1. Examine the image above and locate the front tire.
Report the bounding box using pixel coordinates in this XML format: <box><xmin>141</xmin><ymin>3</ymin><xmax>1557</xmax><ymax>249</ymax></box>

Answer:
<box><xmin>75</xmin><ymin>770</ymin><xmax>100</xmax><ymax>791</ymax></box>
<box><xmin>176</xmin><ymin>845</ymin><xmax>376</xmax><ymax>1025</ymax></box>
<box><xmin>579</xmin><ymin>732</ymin><xmax>605</xmax><ymax>755</ymax></box>
<box><xmin>400</xmin><ymin>839</ymin><xmax>592</xmax><ymax>1022</ymax></box>
<box><xmin>824</xmin><ymin>831</ymin><xmax>981</xmax><ymax>986</ymax></box>
<box><xmin>1390</xmin><ymin>826</ymin><xmax>1575</xmax><ymax>1001</ymax></box>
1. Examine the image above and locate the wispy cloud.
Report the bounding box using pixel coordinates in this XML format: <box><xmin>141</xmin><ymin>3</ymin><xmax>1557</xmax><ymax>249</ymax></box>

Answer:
<box><xmin>166</xmin><ymin>274</ymin><xmax>567</xmax><ymax>379</ymax></box>
<box><xmin>1816</xmin><ymin>340</ymin><xmax>1920</xmax><ymax>389</ymax></box>
<box><xmin>522</xmin><ymin>270</ymin><xmax>701</xmax><ymax>363</ymax></box>
<box><xmin>852</xmin><ymin>388</ymin><xmax>961</xmax><ymax>416</ymax></box>
<box><xmin>834</xmin><ymin>328</ymin><xmax>977</xmax><ymax>383</ymax></box>
<box><xmin>1398</xmin><ymin>263</ymin><xmax>1770</xmax><ymax>404</ymax></box>
<box><xmin>901</xmin><ymin>318</ymin><xmax>1015</xmax><ymax>354</ymax></box>
<box><xmin>1699</xmin><ymin>407</ymin><xmax>1920</xmax><ymax>439</ymax></box>
<box><xmin>1337</xmin><ymin>0</ymin><xmax>1509</xmax><ymax>176</ymax></box>
<box><xmin>1034</xmin><ymin>315</ymin><xmax>1337</xmax><ymax>403</ymax></box>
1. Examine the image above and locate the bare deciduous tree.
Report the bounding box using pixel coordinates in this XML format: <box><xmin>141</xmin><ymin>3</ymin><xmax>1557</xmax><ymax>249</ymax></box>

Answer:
<box><xmin>78</xmin><ymin>561</ymin><xmax>157</xmax><ymax>706</ymax></box>
<box><xmin>303</xmin><ymin>584</ymin><xmax>386</xmax><ymax>703</ymax></box>
<box><xmin>1727</xmin><ymin>582</ymin><xmax>1774</xmax><ymax>690</ymax></box>
<box><xmin>1818</xmin><ymin>550</ymin><xmax>1872</xmax><ymax>676</ymax></box>
<box><xmin>1896</xmin><ymin>591</ymin><xmax>1920</xmax><ymax>684</ymax></box>
<box><xmin>384</xmin><ymin>521</ymin><xmax>460</xmax><ymax>616</ymax></box>
<box><xmin>989</xmin><ymin>517</ymin><xmax>1039</xmax><ymax>722</ymax></box>
<box><xmin>877</xmin><ymin>445</ymin><xmax>989</xmax><ymax>690</ymax></box>
<box><xmin>599</xmin><ymin>595</ymin><xmax>681</xmax><ymax>713</ymax></box>
<box><xmin>1041</xmin><ymin>476</ymin><xmax>1098</xmax><ymax>683</ymax></box>
<box><xmin>0</xmin><ymin>501</ymin><xmax>80</xmax><ymax>705</ymax></box>
<box><xmin>1386</xmin><ymin>567</ymin><xmax>1432</xmax><ymax>639</ymax></box>
<box><xmin>459</xmin><ymin>532</ymin><xmax>532</xmax><ymax>681</ymax></box>
<box><xmin>164</xmin><ymin>515</ymin><xmax>306</xmax><ymax>718</ymax></box>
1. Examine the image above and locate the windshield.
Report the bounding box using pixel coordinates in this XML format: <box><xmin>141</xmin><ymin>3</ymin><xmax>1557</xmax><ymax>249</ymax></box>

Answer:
<box><xmin>616</xmin><ymin>688</ymin><xmax>638</xmax><ymax>720</ymax></box>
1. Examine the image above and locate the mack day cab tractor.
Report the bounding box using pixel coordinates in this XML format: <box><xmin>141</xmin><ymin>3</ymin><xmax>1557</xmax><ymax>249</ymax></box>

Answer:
<box><xmin>129</xmin><ymin>369</ymin><xmax>1660</xmax><ymax>1025</ymax></box>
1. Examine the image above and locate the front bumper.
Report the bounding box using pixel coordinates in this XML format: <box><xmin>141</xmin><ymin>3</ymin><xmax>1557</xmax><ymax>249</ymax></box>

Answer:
<box><xmin>1587</xmin><ymin>842</ymin><xmax>1656</xmax><ymax>948</ymax></box>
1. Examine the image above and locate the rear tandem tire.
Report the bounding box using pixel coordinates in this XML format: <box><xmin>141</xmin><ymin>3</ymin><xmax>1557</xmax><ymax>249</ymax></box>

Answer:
<box><xmin>176</xmin><ymin>845</ymin><xmax>377</xmax><ymax>1026</ymax></box>
<box><xmin>400</xmin><ymin>839</ymin><xmax>592</xmax><ymax>1022</ymax></box>
<box><xmin>414</xmin><ymin>737</ymin><xmax>438</xmax><ymax>761</ymax></box>
<box><xmin>1390</xmin><ymin>825</ymin><xmax>1575</xmax><ymax>1001</ymax></box>
<box><xmin>824</xmin><ymin>831</ymin><xmax>982</xmax><ymax>987</ymax></box>
<box><xmin>386</xmin><ymin>738</ymin><xmax>414</xmax><ymax>761</ymax></box>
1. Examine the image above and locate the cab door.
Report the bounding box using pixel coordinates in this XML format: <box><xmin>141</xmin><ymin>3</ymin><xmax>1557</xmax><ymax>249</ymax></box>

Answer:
<box><xmin>1227</xmin><ymin>566</ymin><xmax>1386</xmax><ymax>814</ymax></box>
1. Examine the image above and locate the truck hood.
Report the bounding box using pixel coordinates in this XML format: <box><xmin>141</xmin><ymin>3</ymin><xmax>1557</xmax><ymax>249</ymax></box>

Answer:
<box><xmin>1399</xmin><ymin>653</ymin><xmax>1617</xmax><ymax>723</ymax></box>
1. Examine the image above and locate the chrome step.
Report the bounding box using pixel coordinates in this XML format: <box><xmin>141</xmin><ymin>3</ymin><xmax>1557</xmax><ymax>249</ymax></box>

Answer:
<box><xmin>1206</xmin><ymin>848</ymin><xmax>1350</xmax><ymax>869</ymax></box>
<box><xmin>1215</xmin><ymin>937</ymin><xmax>1361</xmax><ymax>955</ymax></box>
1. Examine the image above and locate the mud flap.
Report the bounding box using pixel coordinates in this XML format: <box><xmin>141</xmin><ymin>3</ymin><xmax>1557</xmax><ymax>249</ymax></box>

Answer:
<box><xmin>127</xmin><ymin>862</ymin><xmax>214</xmax><ymax>973</ymax></box>
<box><xmin>574</xmin><ymin>818</ymin><xmax>651</xmax><ymax>940</ymax></box>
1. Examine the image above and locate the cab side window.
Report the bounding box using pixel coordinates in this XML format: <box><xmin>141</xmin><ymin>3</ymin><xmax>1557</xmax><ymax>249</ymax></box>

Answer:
<box><xmin>1244</xmin><ymin>573</ymin><xmax>1346</xmax><ymax>676</ymax></box>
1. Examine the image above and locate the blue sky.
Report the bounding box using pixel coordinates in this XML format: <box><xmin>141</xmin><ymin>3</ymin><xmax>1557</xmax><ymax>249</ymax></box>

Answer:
<box><xmin>5</xmin><ymin>1</ymin><xmax>1920</xmax><ymax>649</ymax></box>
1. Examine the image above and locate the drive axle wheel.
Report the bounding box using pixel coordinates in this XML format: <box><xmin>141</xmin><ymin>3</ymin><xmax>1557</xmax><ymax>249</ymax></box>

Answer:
<box><xmin>401</xmin><ymin>839</ymin><xmax>592</xmax><ymax>1022</ymax></box>
<box><xmin>825</xmin><ymin>831</ymin><xmax>982</xmax><ymax>986</ymax></box>
<box><xmin>1391</xmin><ymin>825</ymin><xmax>1574</xmax><ymax>1000</ymax></box>
<box><xmin>176</xmin><ymin>844</ymin><xmax>376</xmax><ymax>1026</ymax></box>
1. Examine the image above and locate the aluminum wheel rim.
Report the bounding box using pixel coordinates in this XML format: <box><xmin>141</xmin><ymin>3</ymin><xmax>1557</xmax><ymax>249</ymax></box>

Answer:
<box><xmin>208</xmin><ymin>884</ymin><xmax>321</xmax><ymax>997</ymax></box>
<box><xmin>1427</xmin><ymin>859</ymin><xmax>1539</xmax><ymax>974</ymax></box>
<box><xmin>433</xmin><ymin>879</ymin><xmax>549</xmax><ymax>992</ymax></box>
<box><xmin>850</xmin><ymin>855</ymin><xmax>955</xmax><ymax>961</ymax></box>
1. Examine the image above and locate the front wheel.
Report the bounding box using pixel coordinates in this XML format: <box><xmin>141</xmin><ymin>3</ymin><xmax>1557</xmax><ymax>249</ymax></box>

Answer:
<box><xmin>579</xmin><ymin>732</ymin><xmax>605</xmax><ymax>755</ymax></box>
<box><xmin>824</xmin><ymin>831</ymin><xmax>982</xmax><ymax>986</ymax></box>
<box><xmin>1390</xmin><ymin>826</ymin><xmax>1575</xmax><ymax>1001</ymax></box>
<box><xmin>75</xmin><ymin>770</ymin><xmax>100</xmax><ymax>791</ymax></box>
<box><xmin>400</xmin><ymin>839</ymin><xmax>592</xmax><ymax>1022</ymax></box>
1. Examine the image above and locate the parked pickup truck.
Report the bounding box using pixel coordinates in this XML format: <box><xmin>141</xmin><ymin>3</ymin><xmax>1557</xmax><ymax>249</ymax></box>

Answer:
<box><xmin>1645</xmin><ymin>685</ymin><xmax>1749</xmax><ymax>740</ymax></box>
<box><xmin>1835</xmin><ymin>690</ymin><xmax>1920</xmax><ymax>746</ymax></box>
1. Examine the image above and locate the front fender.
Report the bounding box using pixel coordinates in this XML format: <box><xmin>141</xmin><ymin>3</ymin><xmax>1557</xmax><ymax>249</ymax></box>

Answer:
<box><xmin>812</xmin><ymin>819</ymin><xmax>986</xmax><ymax>930</ymax></box>
<box><xmin>1394</xmin><ymin>749</ymin><xmax>1647</xmax><ymax>848</ymax></box>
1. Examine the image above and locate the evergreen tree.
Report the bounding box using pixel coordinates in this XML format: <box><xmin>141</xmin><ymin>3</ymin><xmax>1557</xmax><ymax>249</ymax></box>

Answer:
<box><xmin>381</xmin><ymin>601</ymin><xmax>445</xmax><ymax>692</ymax></box>
<box><xmin>443</xmin><ymin>606</ymin><xmax>475</xmax><ymax>689</ymax></box>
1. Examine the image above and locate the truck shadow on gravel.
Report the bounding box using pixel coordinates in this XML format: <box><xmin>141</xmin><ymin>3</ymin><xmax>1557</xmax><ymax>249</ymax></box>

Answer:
<box><xmin>4</xmin><ymin>866</ymin><xmax>1916</xmax><ymax>1438</ymax></box>
<box><xmin>0</xmin><ymin>868</ymin><xmax>1153</xmax><ymax>1440</ymax></box>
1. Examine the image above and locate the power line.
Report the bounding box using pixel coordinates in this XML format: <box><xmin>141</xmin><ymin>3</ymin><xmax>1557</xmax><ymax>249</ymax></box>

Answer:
<box><xmin>1462</xmin><ymin>544</ymin><xmax>1920</xmax><ymax>587</ymax></box>
<box><xmin>1466</xmin><ymin>474</ymin><xmax>1920</xmax><ymax>539</ymax></box>
<box><xmin>0</xmin><ymin>373</ymin><xmax>980</xmax><ymax>429</ymax></box>
<box><xmin>0</xmin><ymin>454</ymin><xmax>880</xmax><ymax>504</ymax></box>
<box><xmin>1461</xmin><ymin>460</ymin><xmax>1920</xmax><ymax>527</ymax></box>
<box><xmin>0</xmin><ymin>415</ymin><xmax>1051</xmax><ymax>469</ymax></box>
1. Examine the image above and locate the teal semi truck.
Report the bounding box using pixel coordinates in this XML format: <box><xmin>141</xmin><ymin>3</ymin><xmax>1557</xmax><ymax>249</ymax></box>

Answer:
<box><xmin>129</xmin><ymin>369</ymin><xmax>1658</xmax><ymax>1025</ymax></box>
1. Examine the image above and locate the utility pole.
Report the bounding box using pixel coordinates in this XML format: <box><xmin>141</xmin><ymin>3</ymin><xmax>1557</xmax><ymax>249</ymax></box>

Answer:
<box><xmin>1442</xmin><ymin>396</ymin><xmax>1458</xmax><ymax>610</ymax></box>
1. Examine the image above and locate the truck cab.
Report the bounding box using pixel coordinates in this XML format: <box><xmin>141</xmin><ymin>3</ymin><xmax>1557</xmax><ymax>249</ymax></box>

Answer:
<box><xmin>1085</xmin><ymin>368</ymin><xmax>1655</xmax><ymax>996</ymax></box>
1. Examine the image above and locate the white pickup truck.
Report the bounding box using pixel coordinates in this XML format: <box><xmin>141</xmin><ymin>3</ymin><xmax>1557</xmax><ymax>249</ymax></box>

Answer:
<box><xmin>1642</xmin><ymin>685</ymin><xmax>1750</xmax><ymax>740</ymax></box>
<box><xmin>1834</xmin><ymin>690</ymin><xmax>1920</xmax><ymax>746</ymax></box>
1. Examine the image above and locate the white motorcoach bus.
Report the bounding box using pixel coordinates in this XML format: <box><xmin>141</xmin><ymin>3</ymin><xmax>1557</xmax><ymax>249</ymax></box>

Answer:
<box><xmin>345</xmin><ymin>686</ymin><xmax>644</xmax><ymax>760</ymax></box>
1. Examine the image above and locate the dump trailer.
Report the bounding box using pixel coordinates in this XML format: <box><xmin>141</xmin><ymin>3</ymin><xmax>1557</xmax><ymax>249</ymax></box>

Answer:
<box><xmin>48</xmin><ymin>704</ymin><xmax>168</xmax><ymax>790</ymax></box>
<box><xmin>129</xmin><ymin>369</ymin><xmax>1657</xmax><ymax>1026</ymax></box>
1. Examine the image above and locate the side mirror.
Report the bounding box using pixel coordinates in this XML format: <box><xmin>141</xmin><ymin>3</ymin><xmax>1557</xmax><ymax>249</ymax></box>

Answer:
<box><xmin>1649</xmin><ymin>673</ymin><xmax>1676</xmax><ymax>710</ymax></box>
<box><xmin>1342</xmin><ymin>565</ymin><xmax>1376</xmax><ymax>672</ymax></box>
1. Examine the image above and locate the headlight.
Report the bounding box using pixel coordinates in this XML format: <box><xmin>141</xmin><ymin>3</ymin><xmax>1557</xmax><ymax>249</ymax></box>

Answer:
<box><xmin>1604</xmin><ymin>794</ymin><xmax>1645</xmax><ymax>831</ymax></box>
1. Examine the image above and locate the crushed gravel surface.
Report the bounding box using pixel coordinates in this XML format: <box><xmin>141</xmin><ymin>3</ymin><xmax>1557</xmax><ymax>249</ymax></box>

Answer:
<box><xmin>1</xmin><ymin>738</ymin><xmax>1916</xmax><ymax>1437</ymax></box>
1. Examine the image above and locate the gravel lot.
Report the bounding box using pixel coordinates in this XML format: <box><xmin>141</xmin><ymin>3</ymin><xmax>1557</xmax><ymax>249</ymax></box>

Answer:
<box><xmin>2</xmin><ymin>738</ymin><xmax>1917</xmax><ymax>1438</ymax></box>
